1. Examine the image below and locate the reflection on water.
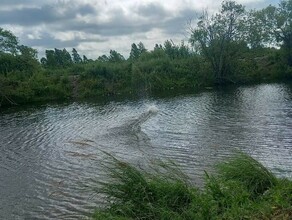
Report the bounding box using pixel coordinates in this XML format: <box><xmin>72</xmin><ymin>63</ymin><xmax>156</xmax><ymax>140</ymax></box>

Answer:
<box><xmin>0</xmin><ymin>83</ymin><xmax>291</xmax><ymax>219</ymax></box>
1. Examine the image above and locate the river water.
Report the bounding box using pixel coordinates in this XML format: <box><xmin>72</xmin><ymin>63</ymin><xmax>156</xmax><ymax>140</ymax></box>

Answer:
<box><xmin>0</xmin><ymin>83</ymin><xmax>292</xmax><ymax>219</ymax></box>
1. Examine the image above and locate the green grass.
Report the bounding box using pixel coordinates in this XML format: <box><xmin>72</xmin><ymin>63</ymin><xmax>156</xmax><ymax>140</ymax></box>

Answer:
<box><xmin>93</xmin><ymin>152</ymin><xmax>292</xmax><ymax>220</ymax></box>
<box><xmin>215</xmin><ymin>152</ymin><xmax>278</xmax><ymax>198</ymax></box>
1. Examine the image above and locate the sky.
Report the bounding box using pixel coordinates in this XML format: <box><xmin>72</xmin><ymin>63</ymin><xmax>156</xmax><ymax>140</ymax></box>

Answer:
<box><xmin>0</xmin><ymin>0</ymin><xmax>280</xmax><ymax>59</ymax></box>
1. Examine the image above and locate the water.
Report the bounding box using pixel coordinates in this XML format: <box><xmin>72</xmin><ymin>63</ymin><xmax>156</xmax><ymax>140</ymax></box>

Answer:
<box><xmin>0</xmin><ymin>83</ymin><xmax>292</xmax><ymax>219</ymax></box>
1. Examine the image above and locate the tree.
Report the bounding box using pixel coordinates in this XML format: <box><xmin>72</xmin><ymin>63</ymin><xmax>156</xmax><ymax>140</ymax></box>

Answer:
<box><xmin>244</xmin><ymin>6</ymin><xmax>277</xmax><ymax>49</ymax></box>
<box><xmin>154</xmin><ymin>44</ymin><xmax>163</xmax><ymax>51</ymax></box>
<box><xmin>164</xmin><ymin>40</ymin><xmax>176</xmax><ymax>58</ymax></box>
<box><xmin>44</xmin><ymin>50</ymin><xmax>57</xmax><ymax>67</ymax></box>
<box><xmin>42</xmin><ymin>48</ymin><xmax>72</xmax><ymax>67</ymax></box>
<box><xmin>98</xmin><ymin>55</ymin><xmax>109</xmax><ymax>62</ymax></box>
<box><xmin>72</xmin><ymin>48</ymin><xmax>82</xmax><ymax>64</ymax></box>
<box><xmin>129</xmin><ymin>43</ymin><xmax>140</xmax><ymax>60</ymax></box>
<box><xmin>190</xmin><ymin>1</ymin><xmax>246</xmax><ymax>83</ymax></box>
<box><xmin>137</xmin><ymin>42</ymin><xmax>147</xmax><ymax>54</ymax></box>
<box><xmin>162</xmin><ymin>40</ymin><xmax>192</xmax><ymax>59</ymax></box>
<box><xmin>0</xmin><ymin>27</ymin><xmax>19</xmax><ymax>55</ymax></box>
<box><xmin>61</xmin><ymin>48</ymin><xmax>72</xmax><ymax>66</ymax></box>
<box><xmin>83</xmin><ymin>55</ymin><xmax>89</xmax><ymax>63</ymax></box>
<box><xmin>109</xmin><ymin>50</ymin><xmax>125</xmax><ymax>62</ymax></box>
<box><xmin>178</xmin><ymin>41</ymin><xmax>188</xmax><ymax>58</ymax></box>
<box><xmin>18</xmin><ymin>45</ymin><xmax>38</xmax><ymax>59</ymax></box>
<box><xmin>275</xmin><ymin>0</ymin><xmax>292</xmax><ymax>66</ymax></box>
<box><xmin>129</xmin><ymin>42</ymin><xmax>147</xmax><ymax>60</ymax></box>
<box><xmin>0</xmin><ymin>27</ymin><xmax>40</xmax><ymax>105</ymax></box>
<box><xmin>40</xmin><ymin>57</ymin><xmax>47</xmax><ymax>66</ymax></box>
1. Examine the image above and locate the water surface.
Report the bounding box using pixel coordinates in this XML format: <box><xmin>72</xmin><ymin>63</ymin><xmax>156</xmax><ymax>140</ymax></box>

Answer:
<box><xmin>0</xmin><ymin>83</ymin><xmax>291</xmax><ymax>219</ymax></box>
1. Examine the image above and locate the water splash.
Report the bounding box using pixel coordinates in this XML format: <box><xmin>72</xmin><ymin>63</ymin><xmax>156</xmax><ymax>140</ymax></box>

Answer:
<box><xmin>131</xmin><ymin>105</ymin><xmax>159</xmax><ymax>132</ymax></box>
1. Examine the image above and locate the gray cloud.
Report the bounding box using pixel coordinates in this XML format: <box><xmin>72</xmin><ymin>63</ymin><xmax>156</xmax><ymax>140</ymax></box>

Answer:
<box><xmin>0</xmin><ymin>2</ymin><xmax>97</xmax><ymax>26</ymax></box>
<box><xmin>0</xmin><ymin>0</ymin><xmax>277</xmax><ymax>59</ymax></box>
<box><xmin>44</xmin><ymin>7</ymin><xmax>157</xmax><ymax>37</ymax></box>
<box><xmin>23</xmin><ymin>34</ymin><xmax>106</xmax><ymax>49</ymax></box>
<box><xmin>0</xmin><ymin>0</ymin><xmax>39</xmax><ymax>6</ymax></box>
<box><xmin>50</xmin><ymin>5</ymin><xmax>195</xmax><ymax>38</ymax></box>
<box><xmin>160</xmin><ymin>9</ymin><xmax>197</xmax><ymax>35</ymax></box>
<box><xmin>245</xmin><ymin>0</ymin><xmax>279</xmax><ymax>9</ymax></box>
<box><xmin>136</xmin><ymin>3</ymin><xmax>168</xmax><ymax>19</ymax></box>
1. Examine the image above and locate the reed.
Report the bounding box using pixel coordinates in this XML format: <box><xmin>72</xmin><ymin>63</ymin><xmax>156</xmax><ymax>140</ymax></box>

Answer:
<box><xmin>93</xmin><ymin>152</ymin><xmax>292</xmax><ymax>220</ymax></box>
<box><xmin>215</xmin><ymin>152</ymin><xmax>278</xmax><ymax>198</ymax></box>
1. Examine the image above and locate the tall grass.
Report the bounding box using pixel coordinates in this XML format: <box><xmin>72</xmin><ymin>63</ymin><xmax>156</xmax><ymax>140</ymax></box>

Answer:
<box><xmin>93</xmin><ymin>152</ymin><xmax>292</xmax><ymax>220</ymax></box>
<box><xmin>215</xmin><ymin>152</ymin><xmax>278</xmax><ymax>198</ymax></box>
<box><xmin>93</xmin><ymin>155</ymin><xmax>194</xmax><ymax>220</ymax></box>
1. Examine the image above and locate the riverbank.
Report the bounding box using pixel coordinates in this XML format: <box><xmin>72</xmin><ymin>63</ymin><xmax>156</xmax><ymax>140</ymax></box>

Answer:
<box><xmin>1</xmin><ymin>50</ymin><xmax>292</xmax><ymax>108</ymax></box>
<box><xmin>93</xmin><ymin>152</ymin><xmax>292</xmax><ymax>220</ymax></box>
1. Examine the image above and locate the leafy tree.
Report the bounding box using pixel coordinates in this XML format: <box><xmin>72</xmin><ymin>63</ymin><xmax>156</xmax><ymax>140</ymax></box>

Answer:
<box><xmin>40</xmin><ymin>57</ymin><xmax>47</xmax><ymax>66</ymax></box>
<box><xmin>0</xmin><ymin>27</ymin><xmax>19</xmax><ymax>55</ymax></box>
<box><xmin>275</xmin><ymin>0</ymin><xmax>292</xmax><ymax>66</ymax></box>
<box><xmin>16</xmin><ymin>46</ymin><xmax>40</xmax><ymax>74</ymax></box>
<box><xmin>83</xmin><ymin>55</ymin><xmax>89</xmax><ymax>63</ymax></box>
<box><xmin>137</xmin><ymin>42</ymin><xmax>147</xmax><ymax>54</ymax></box>
<box><xmin>0</xmin><ymin>28</ymin><xmax>41</xmax><ymax>105</ymax></box>
<box><xmin>18</xmin><ymin>45</ymin><xmax>38</xmax><ymax>59</ymax></box>
<box><xmin>44</xmin><ymin>50</ymin><xmax>57</xmax><ymax>67</ymax></box>
<box><xmin>129</xmin><ymin>42</ymin><xmax>147</xmax><ymax>60</ymax></box>
<box><xmin>0</xmin><ymin>28</ymin><xmax>39</xmax><ymax>77</ymax></box>
<box><xmin>72</xmin><ymin>48</ymin><xmax>82</xmax><ymax>64</ymax></box>
<box><xmin>190</xmin><ymin>1</ymin><xmax>246</xmax><ymax>83</ymax></box>
<box><xmin>129</xmin><ymin>43</ymin><xmax>140</xmax><ymax>60</ymax></box>
<box><xmin>245</xmin><ymin>6</ymin><xmax>277</xmax><ymax>49</ymax></box>
<box><xmin>109</xmin><ymin>50</ymin><xmax>125</xmax><ymax>62</ymax></box>
<box><xmin>98</xmin><ymin>55</ymin><xmax>109</xmax><ymax>62</ymax></box>
<box><xmin>154</xmin><ymin>44</ymin><xmax>163</xmax><ymax>51</ymax></box>
<box><xmin>163</xmin><ymin>40</ymin><xmax>192</xmax><ymax>59</ymax></box>
<box><xmin>61</xmin><ymin>48</ymin><xmax>72</xmax><ymax>66</ymax></box>
<box><xmin>164</xmin><ymin>40</ymin><xmax>176</xmax><ymax>58</ymax></box>
<box><xmin>54</xmin><ymin>48</ymin><xmax>72</xmax><ymax>66</ymax></box>
<box><xmin>42</xmin><ymin>48</ymin><xmax>72</xmax><ymax>67</ymax></box>
<box><xmin>178</xmin><ymin>41</ymin><xmax>192</xmax><ymax>58</ymax></box>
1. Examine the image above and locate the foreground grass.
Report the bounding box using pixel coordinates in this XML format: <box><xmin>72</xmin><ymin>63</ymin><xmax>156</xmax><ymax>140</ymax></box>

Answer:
<box><xmin>93</xmin><ymin>152</ymin><xmax>292</xmax><ymax>220</ymax></box>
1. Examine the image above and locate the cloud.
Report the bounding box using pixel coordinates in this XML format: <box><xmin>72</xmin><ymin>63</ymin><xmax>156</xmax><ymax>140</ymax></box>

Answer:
<box><xmin>0</xmin><ymin>2</ymin><xmax>96</xmax><ymax>26</ymax></box>
<box><xmin>23</xmin><ymin>32</ymin><xmax>105</xmax><ymax>48</ymax></box>
<box><xmin>135</xmin><ymin>3</ymin><xmax>168</xmax><ymax>19</ymax></box>
<box><xmin>0</xmin><ymin>0</ymin><xmax>278</xmax><ymax>59</ymax></box>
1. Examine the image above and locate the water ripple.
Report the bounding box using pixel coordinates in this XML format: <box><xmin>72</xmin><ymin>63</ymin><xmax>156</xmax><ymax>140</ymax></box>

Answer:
<box><xmin>0</xmin><ymin>83</ymin><xmax>292</xmax><ymax>219</ymax></box>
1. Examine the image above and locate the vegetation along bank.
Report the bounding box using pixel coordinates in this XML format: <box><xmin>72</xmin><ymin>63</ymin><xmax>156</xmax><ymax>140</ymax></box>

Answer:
<box><xmin>1</xmin><ymin>0</ymin><xmax>292</xmax><ymax>107</ymax></box>
<box><xmin>93</xmin><ymin>152</ymin><xmax>292</xmax><ymax>219</ymax></box>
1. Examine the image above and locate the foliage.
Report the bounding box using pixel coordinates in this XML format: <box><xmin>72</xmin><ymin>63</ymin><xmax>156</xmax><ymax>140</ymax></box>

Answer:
<box><xmin>163</xmin><ymin>40</ymin><xmax>192</xmax><ymax>59</ymax></box>
<box><xmin>93</xmin><ymin>155</ymin><xmax>194</xmax><ymax>220</ymax></box>
<box><xmin>245</xmin><ymin>6</ymin><xmax>277</xmax><ymax>48</ymax></box>
<box><xmin>190</xmin><ymin>1</ymin><xmax>246</xmax><ymax>83</ymax></box>
<box><xmin>93</xmin><ymin>152</ymin><xmax>292</xmax><ymax>220</ymax></box>
<box><xmin>72</xmin><ymin>48</ymin><xmax>83</xmax><ymax>64</ymax></box>
<box><xmin>109</xmin><ymin>50</ymin><xmax>125</xmax><ymax>62</ymax></box>
<box><xmin>215</xmin><ymin>152</ymin><xmax>277</xmax><ymax>198</ymax></box>
<box><xmin>276</xmin><ymin>0</ymin><xmax>292</xmax><ymax>66</ymax></box>
<box><xmin>129</xmin><ymin>42</ymin><xmax>147</xmax><ymax>60</ymax></box>
<box><xmin>41</xmin><ymin>48</ymin><xmax>73</xmax><ymax>68</ymax></box>
<box><xmin>0</xmin><ymin>27</ymin><xmax>19</xmax><ymax>54</ymax></box>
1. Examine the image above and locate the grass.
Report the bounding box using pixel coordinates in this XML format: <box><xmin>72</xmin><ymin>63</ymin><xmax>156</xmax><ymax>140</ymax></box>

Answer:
<box><xmin>92</xmin><ymin>152</ymin><xmax>292</xmax><ymax>220</ymax></box>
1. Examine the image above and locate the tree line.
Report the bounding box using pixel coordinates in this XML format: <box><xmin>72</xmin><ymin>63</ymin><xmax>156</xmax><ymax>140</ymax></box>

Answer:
<box><xmin>1</xmin><ymin>0</ymin><xmax>292</xmax><ymax>106</ymax></box>
<box><xmin>190</xmin><ymin>0</ymin><xmax>292</xmax><ymax>83</ymax></box>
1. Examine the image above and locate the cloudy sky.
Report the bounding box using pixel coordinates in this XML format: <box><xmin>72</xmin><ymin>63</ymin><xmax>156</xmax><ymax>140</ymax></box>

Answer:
<box><xmin>0</xmin><ymin>0</ymin><xmax>279</xmax><ymax>59</ymax></box>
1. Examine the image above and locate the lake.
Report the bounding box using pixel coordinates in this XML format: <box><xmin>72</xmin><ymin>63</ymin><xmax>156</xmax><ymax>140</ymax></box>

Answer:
<box><xmin>0</xmin><ymin>83</ymin><xmax>291</xmax><ymax>219</ymax></box>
